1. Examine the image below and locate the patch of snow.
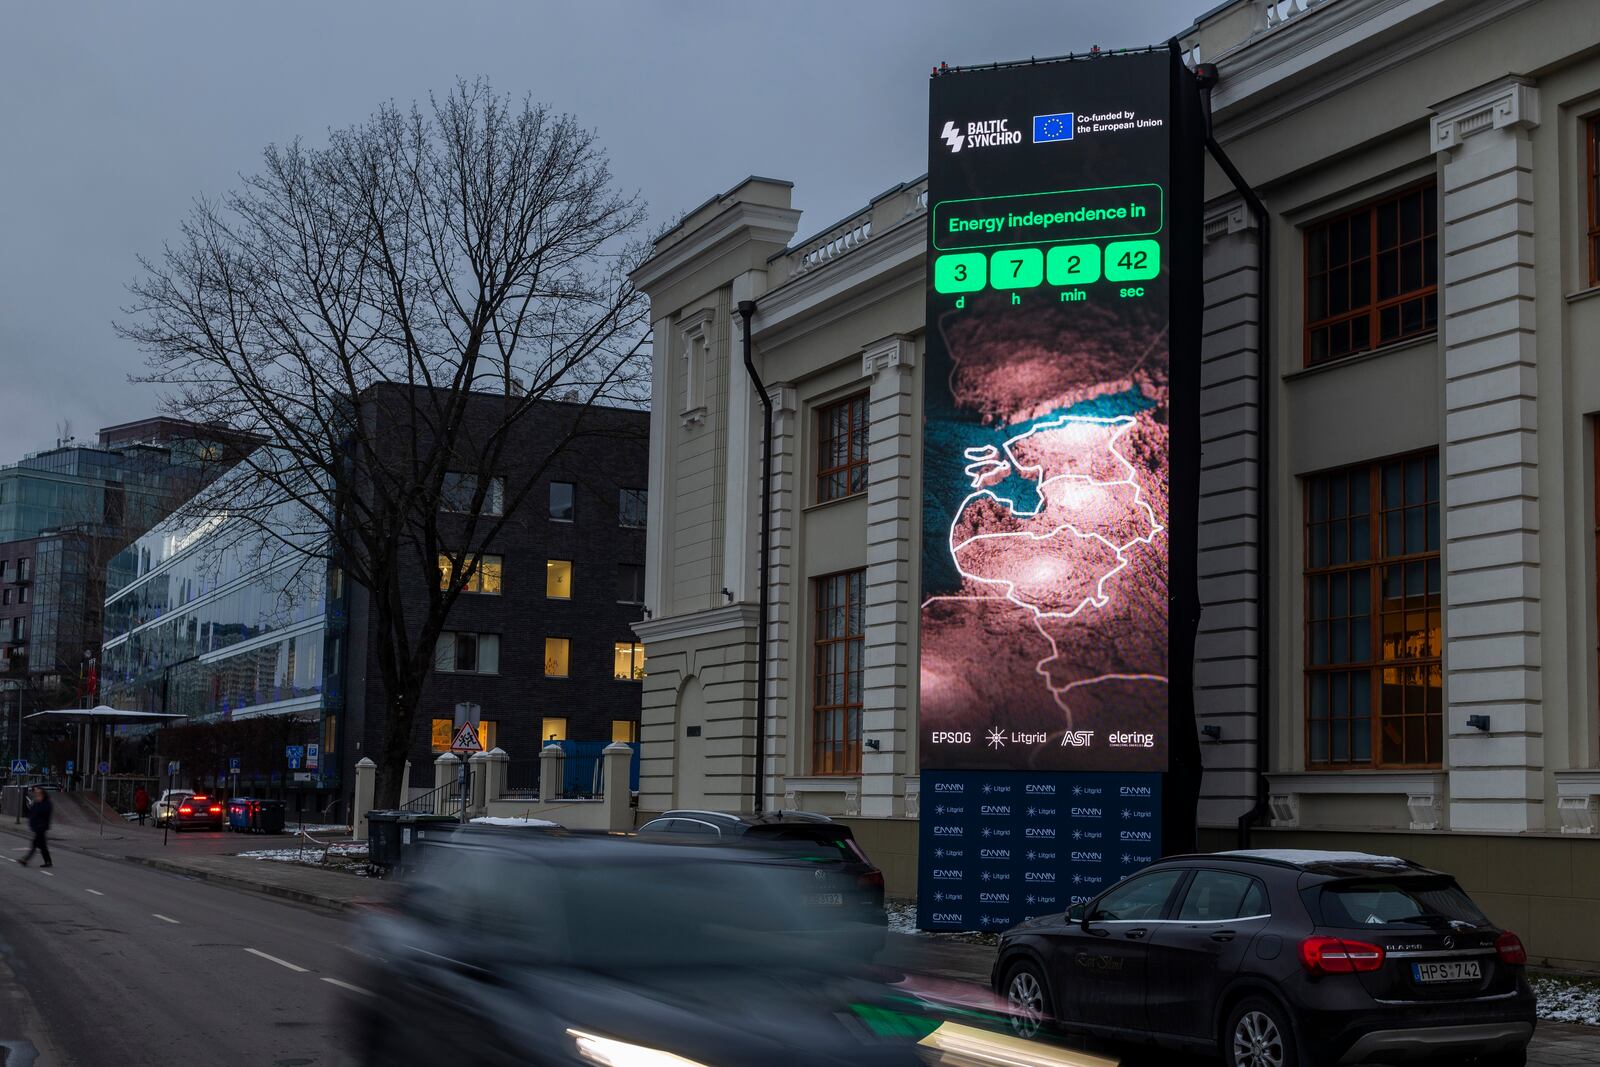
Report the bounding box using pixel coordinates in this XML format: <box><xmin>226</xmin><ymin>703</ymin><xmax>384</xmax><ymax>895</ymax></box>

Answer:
<box><xmin>239</xmin><ymin>848</ymin><xmax>325</xmax><ymax>864</ymax></box>
<box><xmin>885</xmin><ymin>900</ymin><xmax>924</xmax><ymax>936</ymax></box>
<box><xmin>470</xmin><ymin>816</ymin><xmax>559</xmax><ymax>827</ymax></box>
<box><xmin>1534</xmin><ymin>975</ymin><xmax>1600</xmax><ymax>1026</ymax></box>
<box><xmin>1219</xmin><ymin>849</ymin><xmax>1409</xmax><ymax>867</ymax></box>
<box><xmin>284</xmin><ymin>823</ymin><xmax>350</xmax><ymax>834</ymax></box>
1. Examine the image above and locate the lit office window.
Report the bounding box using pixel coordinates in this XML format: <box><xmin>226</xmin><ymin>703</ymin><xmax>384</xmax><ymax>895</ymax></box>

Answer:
<box><xmin>541</xmin><ymin>717</ymin><xmax>568</xmax><ymax>742</ymax></box>
<box><xmin>612</xmin><ymin>720</ymin><xmax>639</xmax><ymax>743</ymax></box>
<box><xmin>546</xmin><ymin>560</ymin><xmax>573</xmax><ymax>599</ymax></box>
<box><xmin>438</xmin><ymin>553</ymin><xmax>503</xmax><ymax>594</ymax></box>
<box><xmin>613</xmin><ymin>641</ymin><xmax>645</xmax><ymax>681</ymax></box>
<box><xmin>544</xmin><ymin>637</ymin><xmax>571</xmax><ymax>678</ymax></box>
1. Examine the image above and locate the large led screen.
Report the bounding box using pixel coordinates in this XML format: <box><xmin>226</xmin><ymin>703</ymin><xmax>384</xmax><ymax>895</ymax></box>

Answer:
<box><xmin>921</xmin><ymin>53</ymin><xmax>1176</xmax><ymax>773</ymax></box>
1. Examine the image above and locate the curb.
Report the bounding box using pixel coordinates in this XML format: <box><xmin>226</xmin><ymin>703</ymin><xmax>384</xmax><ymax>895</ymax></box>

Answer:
<box><xmin>122</xmin><ymin>855</ymin><xmax>372</xmax><ymax>914</ymax></box>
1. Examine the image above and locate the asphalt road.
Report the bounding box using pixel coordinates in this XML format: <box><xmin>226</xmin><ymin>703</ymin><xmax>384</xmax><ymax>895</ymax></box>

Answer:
<box><xmin>0</xmin><ymin>844</ymin><xmax>368</xmax><ymax>1067</ymax></box>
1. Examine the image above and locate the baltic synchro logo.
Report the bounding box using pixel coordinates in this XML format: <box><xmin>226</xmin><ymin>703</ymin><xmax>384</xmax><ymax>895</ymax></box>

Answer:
<box><xmin>941</xmin><ymin>118</ymin><xmax>1021</xmax><ymax>153</ymax></box>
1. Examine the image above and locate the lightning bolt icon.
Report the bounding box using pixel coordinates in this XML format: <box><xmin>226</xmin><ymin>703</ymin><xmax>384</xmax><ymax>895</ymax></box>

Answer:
<box><xmin>940</xmin><ymin>120</ymin><xmax>964</xmax><ymax>153</ymax></box>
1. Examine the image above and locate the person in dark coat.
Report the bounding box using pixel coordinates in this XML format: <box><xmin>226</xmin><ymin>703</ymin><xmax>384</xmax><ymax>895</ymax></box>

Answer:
<box><xmin>133</xmin><ymin>785</ymin><xmax>150</xmax><ymax>826</ymax></box>
<box><xmin>19</xmin><ymin>787</ymin><xmax>52</xmax><ymax>867</ymax></box>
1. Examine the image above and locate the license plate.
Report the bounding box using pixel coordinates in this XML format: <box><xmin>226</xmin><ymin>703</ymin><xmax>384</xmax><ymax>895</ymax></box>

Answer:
<box><xmin>1412</xmin><ymin>960</ymin><xmax>1482</xmax><ymax>983</ymax></box>
<box><xmin>804</xmin><ymin>893</ymin><xmax>844</xmax><ymax>907</ymax></box>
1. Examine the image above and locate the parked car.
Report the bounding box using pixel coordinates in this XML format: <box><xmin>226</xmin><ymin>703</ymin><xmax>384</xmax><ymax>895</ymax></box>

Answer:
<box><xmin>637</xmin><ymin>810</ymin><xmax>886</xmax><ymax>930</ymax></box>
<box><xmin>991</xmin><ymin>849</ymin><xmax>1536</xmax><ymax>1067</ymax></box>
<box><xmin>171</xmin><ymin>793</ymin><xmax>225</xmax><ymax>832</ymax></box>
<box><xmin>346</xmin><ymin>828</ymin><xmax>925</xmax><ymax>1066</ymax></box>
<box><xmin>153</xmin><ymin>790</ymin><xmax>192</xmax><ymax>827</ymax></box>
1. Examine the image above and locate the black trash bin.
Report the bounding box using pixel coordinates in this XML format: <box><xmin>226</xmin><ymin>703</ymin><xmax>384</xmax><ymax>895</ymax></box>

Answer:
<box><xmin>254</xmin><ymin>799</ymin><xmax>287</xmax><ymax>834</ymax></box>
<box><xmin>366</xmin><ymin>810</ymin><xmax>404</xmax><ymax>869</ymax></box>
<box><xmin>366</xmin><ymin>811</ymin><xmax>457</xmax><ymax>874</ymax></box>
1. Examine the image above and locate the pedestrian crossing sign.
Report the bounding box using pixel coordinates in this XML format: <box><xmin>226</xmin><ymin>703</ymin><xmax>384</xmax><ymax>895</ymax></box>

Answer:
<box><xmin>8</xmin><ymin>759</ymin><xmax>27</xmax><ymax>774</ymax></box>
<box><xmin>450</xmin><ymin>722</ymin><xmax>481</xmax><ymax>753</ymax></box>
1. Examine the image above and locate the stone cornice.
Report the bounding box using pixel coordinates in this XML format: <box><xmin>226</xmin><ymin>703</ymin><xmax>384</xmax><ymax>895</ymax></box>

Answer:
<box><xmin>862</xmin><ymin>335</ymin><xmax>915</xmax><ymax>378</ymax></box>
<box><xmin>1430</xmin><ymin>77</ymin><xmax>1540</xmax><ymax>155</ymax></box>
<box><xmin>632</xmin><ymin>602</ymin><xmax>758</xmax><ymax>644</ymax></box>
<box><xmin>630</xmin><ymin>202</ymin><xmax>802</xmax><ymax>294</ymax></box>
<box><xmin>752</xmin><ymin>215</ymin><xmax>924</xmax><ymax>351</ymax></box>
<box><xmin>1208</xmin><ymin>0</ymin><xmax>1542</xmax><ymax>145</ymax></box>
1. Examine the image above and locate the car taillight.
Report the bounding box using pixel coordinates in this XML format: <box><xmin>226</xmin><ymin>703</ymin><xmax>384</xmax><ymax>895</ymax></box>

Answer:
<box><xmin>1496</xmin><ymin>931</ymin><xmax>1527</xmax><ymax>965</ymax></box>
<box><xmin>857</xmin><ymin>870</ymin><xmax>885</xmax><ymax>890</ymax></box>
<box><xmin>208</xmin><ymin>805</ymin><xmax>223</xmax><ymax>815</ymax></box>
<box><xmin>1299</xmin><ymin>936</ymin><xmax>1386</xmax><ymax>975</ymax></box>
<box><xmin>178</xmin><ymin>805</ymin><xmax>192</xmax><ymax>815</ymax></box>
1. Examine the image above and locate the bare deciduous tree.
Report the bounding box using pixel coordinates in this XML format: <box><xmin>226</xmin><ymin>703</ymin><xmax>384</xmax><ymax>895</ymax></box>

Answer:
<box><xmin>118</xmin><ymin>82</ymin><xmax>651</xmax><ymax>806</ymax></box>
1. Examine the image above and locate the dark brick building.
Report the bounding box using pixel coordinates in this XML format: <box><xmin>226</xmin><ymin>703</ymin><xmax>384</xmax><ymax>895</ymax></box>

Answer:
<box><xmin>341</xmin><ymin>394</ymin><xmax>650</xmax><ymax>798</ymax></box>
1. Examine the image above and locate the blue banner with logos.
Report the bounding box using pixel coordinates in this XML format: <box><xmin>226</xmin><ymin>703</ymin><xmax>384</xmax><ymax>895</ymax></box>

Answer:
<box><xmin>917</xmin><ymin>769</ymin><xmax>1162</xmax><ymax>932</ymax></box>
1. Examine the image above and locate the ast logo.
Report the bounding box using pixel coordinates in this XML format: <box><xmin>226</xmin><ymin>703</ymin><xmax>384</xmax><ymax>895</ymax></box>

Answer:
<box><xmin>1061</xmin><ymin>730</ymin><xmax>1095</xmax><ymax>747</ymax></box>
<box><xmin>1025</xmin><ymin>827</ymin><xmax>1057</xmax><ymax>839</ymax></box>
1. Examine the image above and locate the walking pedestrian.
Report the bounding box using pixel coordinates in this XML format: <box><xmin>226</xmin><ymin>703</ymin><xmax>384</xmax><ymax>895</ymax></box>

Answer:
<box><xmin>19</xmin><ymin>787</ymin><xmax>52</xmax><ymax>868</ymax></box>
<box><xmin>133</xmin><ymin>785</ymin><xmax>150</xmax><ymax>826</ymax></box>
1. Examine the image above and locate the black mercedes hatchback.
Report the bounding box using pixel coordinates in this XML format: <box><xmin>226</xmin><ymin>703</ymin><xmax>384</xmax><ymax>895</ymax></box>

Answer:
<box><xmin>990</xmin><ymin>849</ymin><xmax>1535</xmax><ymax>1067</ymax></box>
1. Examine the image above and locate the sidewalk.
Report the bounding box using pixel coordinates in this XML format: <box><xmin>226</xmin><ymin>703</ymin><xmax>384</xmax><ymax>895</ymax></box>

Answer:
<box><xmin>0</xmin><ymin>794</ymin><xmax>397</xmax><ymax>913</ymax></box>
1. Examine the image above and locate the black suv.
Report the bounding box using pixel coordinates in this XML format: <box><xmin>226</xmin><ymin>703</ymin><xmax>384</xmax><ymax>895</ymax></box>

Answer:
<box><xmin>991</xmin><ymin>849</ymin><xmax>1535</xmax><ymax>1067</ymax></box>
<box><xmin>637</xmin><ymin>810</ymin><xmax>886</xmax><ymax>928</ymax></box>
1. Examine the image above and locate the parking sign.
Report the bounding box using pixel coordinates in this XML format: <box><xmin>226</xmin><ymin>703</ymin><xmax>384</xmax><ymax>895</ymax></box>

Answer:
<box><xmin>305</xmin><ymin>744</ymin><xmax>319</xmax><ymax>770</ymax></box>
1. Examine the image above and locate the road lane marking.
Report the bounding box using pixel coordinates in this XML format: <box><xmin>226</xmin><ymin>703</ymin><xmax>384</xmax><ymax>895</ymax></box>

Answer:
<box><xmin>38</xmin><ymin>870</ymin><xmax>53</xmax><ymax>877</ymax></box>
<box><xmin>245</xmin><ymin>948</ymin><xmax>308</xmax><ymax>973</ymax></box>
<box><xmin>153</xmin><ymin>913</ymin><xmax>180</xmax><ymax>924</ymax></box>
<box><xmin>321</xmin><ymin>977</ymin><xmax>372</xmax><ymax>996</ymax></box>
<box><xmin>85</xmin><ymin>889</ymin><xmax>104</xmax><ymax>896</ymax></box>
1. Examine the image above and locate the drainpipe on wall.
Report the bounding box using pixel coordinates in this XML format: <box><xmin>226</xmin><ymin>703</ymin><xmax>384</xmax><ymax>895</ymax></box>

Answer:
<box><xmin>1196</xmin><ymin>64</ymin><xmax>1273</xmax><ymax>848</ymax></box>
<box><xmin>738</xmin><ymin>299</ymin><xmax>771</xmax><ymax>815</ymax></box>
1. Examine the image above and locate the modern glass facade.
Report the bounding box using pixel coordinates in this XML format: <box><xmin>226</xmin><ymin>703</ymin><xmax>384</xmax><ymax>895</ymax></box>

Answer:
<box><xmin>100</xmin><ymin>499</ymin><xmax>337</xmax><ymax>724</ymax></box>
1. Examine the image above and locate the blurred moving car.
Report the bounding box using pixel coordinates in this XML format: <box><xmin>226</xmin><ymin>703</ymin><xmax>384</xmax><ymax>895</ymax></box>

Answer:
<box><xmin>992</xmin><ymin>849</ymin><xmax>1535</xmax><ymax>1067</ymax></box>
<box><xmin>153</xmin><ymin>789</ymin><xmax>192</xmax><ymax>827</ymax></box>
<box><xmin>171</xmin><ymin>793</ymin><xmax>225</xmax><ymax>832</ymax></box>
<box><xmin>637</xmin><ymin>810</ymin><xmax>886</xmax><ymax>930</ymax></box>
<box><xmin>348</xmin><ymin>828</ymin><xmax>924</xmax><ymax>1066</ymax></box>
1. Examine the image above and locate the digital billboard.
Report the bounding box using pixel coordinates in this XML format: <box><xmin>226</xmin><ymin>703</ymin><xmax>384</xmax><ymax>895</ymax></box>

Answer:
<box><xmin>920</xmin><ymin>51</ymin><xmax>1190</xmax><ymax>775</ymax></box>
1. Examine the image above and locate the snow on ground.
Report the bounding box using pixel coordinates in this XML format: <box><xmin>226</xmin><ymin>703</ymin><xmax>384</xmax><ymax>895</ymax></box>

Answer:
<box><xmin>1534</xmin><ymin>974</ymin><xmax>1600</xmax><ymax>1026</ymax></box>
<box><xmin>886</xmin><ymin>900</ymin><xmax>923</xmax><ymax>936</ymax></box>
<box><xmin>238</xmin><ymin>848</ymin><xmax>326</xmax><ymax>864</ymax></box>
<box><xmin>470</xmin><ymin>816</ymin><xmax>559</xmax><ymax>827</ymax></box>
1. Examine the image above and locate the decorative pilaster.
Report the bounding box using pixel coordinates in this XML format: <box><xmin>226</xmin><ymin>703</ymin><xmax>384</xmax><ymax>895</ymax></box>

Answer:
<box><xmin>764</xmin><ymin>383</ymin><xmax>798</xmax><ymax>813</ymax></box>
<box><xmin>1430</xmin><ymin>77</ymin><xmax>1542</xmax><ymax>832</ymax></box>
<box><xmin>1195</xmin><ymin>195</ymin><xmax>1262</xmax><ymax>829</ymax></box>
<box><xmin>860</xmin><ymin>335</ymin><xmax>916</xmax><ymax>818</ymax></box>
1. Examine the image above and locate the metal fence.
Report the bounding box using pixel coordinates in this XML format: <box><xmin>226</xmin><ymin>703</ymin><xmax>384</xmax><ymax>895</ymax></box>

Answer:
<box><xmin>501</xmin><ymin>742</ymin><xmax>639</xmax><ymax>799</ymax></box>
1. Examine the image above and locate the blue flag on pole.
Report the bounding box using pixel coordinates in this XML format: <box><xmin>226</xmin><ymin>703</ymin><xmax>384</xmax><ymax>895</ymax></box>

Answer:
<box><xmin>1033</xmin><ymin>112</ymin><xmax>1074</xmax><ymax>143</ymax></box>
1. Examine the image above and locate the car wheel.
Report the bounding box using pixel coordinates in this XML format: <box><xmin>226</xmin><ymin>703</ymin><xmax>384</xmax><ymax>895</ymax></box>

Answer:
<box><xmin>1002</xmin><ymin>959</ymin><xmax>1051</xmax><ymax>1039</ymax></box>
<box><xmin>1225</xmin><ymin>996</ymin><xmax>1299</xmax><ymax>1067</ymax></box>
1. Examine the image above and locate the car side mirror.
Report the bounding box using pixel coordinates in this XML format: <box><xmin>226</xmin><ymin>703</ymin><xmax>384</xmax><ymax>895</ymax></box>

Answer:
<box><xmin>1067</xmin><ymin>903</ymin><xmax>1086</xmax><ymax>924</ymax></box>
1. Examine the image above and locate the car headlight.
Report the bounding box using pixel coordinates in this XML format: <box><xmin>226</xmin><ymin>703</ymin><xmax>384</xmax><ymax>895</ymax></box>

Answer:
<box><xmin>566</xmin><ymin>1028</ymin><xmax>715</xmax><ymax>1067</ymax></box>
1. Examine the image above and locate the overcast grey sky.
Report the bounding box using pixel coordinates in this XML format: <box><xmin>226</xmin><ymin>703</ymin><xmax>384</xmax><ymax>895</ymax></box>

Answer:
<box><xmin>0</xmin><ymin>0</ymin><xmax>1203</xmax><ymax>460</ymax></box>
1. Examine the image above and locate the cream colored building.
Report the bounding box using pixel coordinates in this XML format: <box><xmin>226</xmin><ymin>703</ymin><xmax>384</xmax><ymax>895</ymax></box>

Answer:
<box><xmin>633</xmin><ymin>0</ymin><xmax>1600</xmax><ymax>965</ymax></box>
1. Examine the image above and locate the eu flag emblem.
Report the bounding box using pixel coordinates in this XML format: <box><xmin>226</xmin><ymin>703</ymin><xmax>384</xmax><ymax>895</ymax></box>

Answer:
<box><xmin>1033</xmin><ymin>113</ymin><xmax>1074</xmax><ymax>143</ymax></box>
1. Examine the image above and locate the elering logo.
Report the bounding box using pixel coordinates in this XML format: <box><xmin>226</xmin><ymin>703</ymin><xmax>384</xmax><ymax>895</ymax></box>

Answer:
<box><xmin>940</xmin><ymin>121</ymin><xmax>965</xmax><ymax>153</ymax></box>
